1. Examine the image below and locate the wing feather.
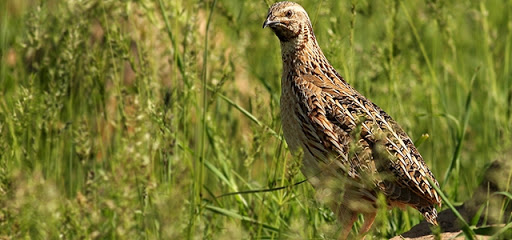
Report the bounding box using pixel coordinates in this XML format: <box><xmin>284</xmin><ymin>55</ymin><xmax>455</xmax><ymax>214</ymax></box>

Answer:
<box><xmin>295</xmin><ymin>74</ymin><xmax>441</xmax><ymax>207</ymax></box>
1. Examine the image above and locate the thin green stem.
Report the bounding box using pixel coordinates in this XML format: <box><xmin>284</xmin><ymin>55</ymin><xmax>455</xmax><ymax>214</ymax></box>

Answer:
<box><xmin>429</xmin><ymin>179</ymin><xmax>476</xmax><ymax>239</ymax></box>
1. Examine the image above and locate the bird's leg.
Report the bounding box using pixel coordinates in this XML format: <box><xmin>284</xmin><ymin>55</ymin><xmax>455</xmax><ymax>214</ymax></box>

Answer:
<box><xmin>358</xmin><ymin>211</ymin><xmax>377</xmax><ymax>238</ymax></box>
<box><xmin>334</xmin><ymin>204</ymin><xmax>358</xmax><ymax>240</ymax></box>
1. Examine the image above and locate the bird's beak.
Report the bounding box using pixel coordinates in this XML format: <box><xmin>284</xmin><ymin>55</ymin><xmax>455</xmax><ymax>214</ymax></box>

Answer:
<box><xmin>262</xmin><ymin>19</ymin><xmax>280</xmax><ymax>28</ymax></box>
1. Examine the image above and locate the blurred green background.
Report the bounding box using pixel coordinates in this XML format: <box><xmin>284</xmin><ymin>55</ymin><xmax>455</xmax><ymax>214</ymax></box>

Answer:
<box><xmin>1</xmin><ymin>0</ymin><xmax>511</xmax><ymax>239</ymax></box>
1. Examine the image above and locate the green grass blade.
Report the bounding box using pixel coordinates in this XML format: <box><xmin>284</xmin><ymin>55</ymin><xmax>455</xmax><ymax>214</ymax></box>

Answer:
<box><xmin>429</xmin><ymin>179</ymin><xmax>476</xmax><ymax>239</ymax></box>
<box><xmin>442</xmin><ymin>67</ymin><xmax>479</xmax><ymax>188</ymax></box>
<box><xmin>211</xmin><ymin>88</ymin><xmax>282</xmax><ymax>140</ymax></box>
<box><xmin>204</xmin><ymin>205</ymin><xmax>279</xmax><ymax>232</ymax></box>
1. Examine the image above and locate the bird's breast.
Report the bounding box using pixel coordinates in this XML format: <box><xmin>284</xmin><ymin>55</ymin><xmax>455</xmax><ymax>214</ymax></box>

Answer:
<box><xmin>280</xmin><ymin>75</ymin><xmax>327</xmax><ymax>178</ymax></box>
<box><xmin>280</xmin><ymin>81</ymin><xmax>303</xmax><ymax>154</ymax></box>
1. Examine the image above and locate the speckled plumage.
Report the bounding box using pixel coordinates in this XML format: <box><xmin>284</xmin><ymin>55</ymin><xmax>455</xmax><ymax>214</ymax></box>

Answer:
<box><xmin>264</xmin><ymin>2</ymin><xmax>441</xmax><ymax>238</ymax></box>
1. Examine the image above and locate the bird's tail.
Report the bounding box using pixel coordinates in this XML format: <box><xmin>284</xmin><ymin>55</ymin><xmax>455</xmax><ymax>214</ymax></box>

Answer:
<box><xmin>418</xmin><ymin>205</ymin><xmax>438</xmax><ymax>225</ymax></box>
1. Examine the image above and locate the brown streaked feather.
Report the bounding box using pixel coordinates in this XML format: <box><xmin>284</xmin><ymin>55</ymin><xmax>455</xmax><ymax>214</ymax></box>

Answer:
<box><xmin>296</xmin><ymin>74</ymin><xmax>441</xmax><ymax>207</ymax></box>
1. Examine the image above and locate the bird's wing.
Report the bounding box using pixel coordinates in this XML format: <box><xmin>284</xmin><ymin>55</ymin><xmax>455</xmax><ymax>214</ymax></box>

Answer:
<box><xmin>297</xmin><ymin>74</ymin><xmax>441</xmax><ymax>207</ymax></box>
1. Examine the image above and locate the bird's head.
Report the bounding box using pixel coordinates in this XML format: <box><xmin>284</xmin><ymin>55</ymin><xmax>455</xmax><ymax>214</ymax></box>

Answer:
<box><xmin>263</xmin><ymin>1</ymin><xmax>313</xmax><ymax>42</ymax></box>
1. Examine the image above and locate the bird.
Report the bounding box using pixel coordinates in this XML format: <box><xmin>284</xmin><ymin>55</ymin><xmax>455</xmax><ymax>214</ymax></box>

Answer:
<box><xmin>263</xmin><ymin>1</ymin><xmax>442</xmax><ymax>239</ymax></box>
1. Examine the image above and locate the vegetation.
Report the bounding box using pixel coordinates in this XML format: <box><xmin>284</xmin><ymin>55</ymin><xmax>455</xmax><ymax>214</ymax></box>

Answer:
<box><xmin>1</xmin><ymin>0</ymin><xmax>511</xmax><ymax>239</ymax></box>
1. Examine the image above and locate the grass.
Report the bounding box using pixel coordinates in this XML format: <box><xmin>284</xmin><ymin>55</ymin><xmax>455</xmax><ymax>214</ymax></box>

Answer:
<box><xmin>1</xmin><ymin>0</ymin><xmax>511</xmax><ymax>239</ymax></box>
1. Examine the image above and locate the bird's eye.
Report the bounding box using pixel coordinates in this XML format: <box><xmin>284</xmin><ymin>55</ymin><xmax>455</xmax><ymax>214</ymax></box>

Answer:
<box><xmin>286</xmin><ymin>10</ymin><xmax>293</xmax><ymax>18</ymax></box>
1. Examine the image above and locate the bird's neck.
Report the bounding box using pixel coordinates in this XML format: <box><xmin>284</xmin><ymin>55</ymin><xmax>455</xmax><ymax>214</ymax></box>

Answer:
<box><xmin>279</xmin><ymin>29</ymin><xmax>349</xmax><ymax>89</ymax></box>
<box><xmin>280</xmin><ymin>32</ymin><xmax>330</xmax><ymax>77</ymax></box>
<box><xmin>279</xmin><ymin>22</ymin><xmax>330</xmax><ymax>73</ymax></box>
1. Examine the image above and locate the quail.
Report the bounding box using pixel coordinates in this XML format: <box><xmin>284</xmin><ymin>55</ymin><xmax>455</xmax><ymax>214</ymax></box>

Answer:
<box><xmin>263</xmin><ymin>2</ymin><xmax>442</xmax><ymax>238</ymax></box>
